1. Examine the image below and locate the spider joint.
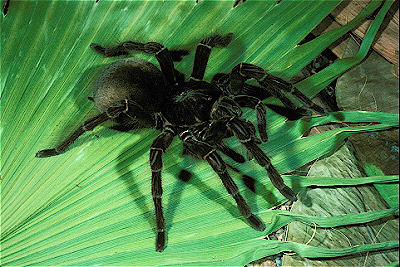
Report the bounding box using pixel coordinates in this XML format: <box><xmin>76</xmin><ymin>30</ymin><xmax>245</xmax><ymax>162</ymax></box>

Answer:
<box><xmin>150</xmin><ymin>147</ymin><xmax>164</xmax><ymax>152</ymax></box>
<box><xmin>238</xmin><ymin>63</ymin><xmax>248</xmax><ymax>78</ymax></box>
<box><xmin>179</xmin><ymin>130</ymin><xmax>191</xmax><ymax>141</ymax></box>
<box><xmin>105</xmin><ymin>108</ymin><xmax>119</xmax><ymax>119</ymax></box>
<box><xmin>123</xmin><ymin>99</ymin><xmax>129</xmax><ymax>112</ymax></box>
<box><xmin>155</xmin><ymin>46</ymin><xmax>167</xmax><ymax>55</ymax></box>
<box><xmin>199</xmin><ymin>43</ymin><xmax>212</xmax><ymax>50</ymax></box>
<box><xmin>189</xmin><ymin>76</ymin><xmax>202</xmax><ymax>82</ymax></box>
<box><xmin>239</xmin><ymin>137</ymin><xmax>252</xmax><ymax>143</ymax></box>
<box><xmin>81</xmin><ymin>123</ymin><xmax>90</xmax><ymax>132</ymax></box>
<box><xmin>258</xmin><ymin>73</ymin><xmax>268</xmax><ymax>82</ymax></box>
<box><xmin>203</xmin><ymin>149</ymin><xmax>216</xmax><ymax>161</ymax></box>
<box><xmin>231</xmin><ymin>190</ymin><xmax>240</xmax><ymax>197</ymax></box>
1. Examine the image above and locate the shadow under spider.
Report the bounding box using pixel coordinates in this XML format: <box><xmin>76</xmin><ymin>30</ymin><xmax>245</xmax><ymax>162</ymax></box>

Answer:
<box><xmin>228</xmin><ymin>163</ymin><xmax>280</xmax><ymax>205</ymax></box>
<box><xmin>165</xmin><ymin>157</ymin><xmax>277</xmax><ymax>231</ymax></box>
<box><xmin>115</xmin><ymin>140</ymin><xmax>155</xmax><ymax>231</ymax></box>
<box><xmin>163</xmin><ymin>169</ymin><xmax>191</xmax><ymax>232</ymax></box>
<box><xmin>114</xmin><ymin>145</ymin><xmax>254</xmax><ymax>244</ymax></box>
<box><xmin>164</xmin><ymin>167</ymin><xmax>254</xmax><ymax>229</ymax></box>
<box><xmin>114</xmin><ymin>138</ymin><xmax>302</xmax><ymax>246</ymax></box>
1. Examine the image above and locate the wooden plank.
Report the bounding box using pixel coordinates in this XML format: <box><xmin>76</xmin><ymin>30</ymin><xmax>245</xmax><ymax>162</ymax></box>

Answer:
<box><xmin>312</xmin><ymin>1</ymin><xmax>398</xmax><ymax>66</ymax></box>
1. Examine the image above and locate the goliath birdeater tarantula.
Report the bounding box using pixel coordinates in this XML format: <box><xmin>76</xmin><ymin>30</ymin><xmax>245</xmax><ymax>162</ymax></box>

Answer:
<box><xmin>36</xmin><ymin>33</ymin><xmax>327</xmax><ymax>252</ymax></box>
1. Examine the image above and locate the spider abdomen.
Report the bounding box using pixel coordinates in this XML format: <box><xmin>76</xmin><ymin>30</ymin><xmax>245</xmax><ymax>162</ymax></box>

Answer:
<box><xmin>93</xmin><ymin>57</ymin><xmax>168</xmax><ymax>115</ymax></box>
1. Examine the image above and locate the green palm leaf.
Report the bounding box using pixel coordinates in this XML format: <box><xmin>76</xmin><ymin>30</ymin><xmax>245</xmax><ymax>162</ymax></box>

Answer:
<box><xmin>1</xmin><ymin>0</ymin><xmax>397</xmax><ymax>265</ymax></box>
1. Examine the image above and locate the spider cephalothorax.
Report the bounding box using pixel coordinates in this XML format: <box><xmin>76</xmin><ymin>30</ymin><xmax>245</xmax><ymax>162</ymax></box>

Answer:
<box><xmin>36</xmin><ymin>33</ymin><xmax>327</xmax><ymax>252</ymax></box>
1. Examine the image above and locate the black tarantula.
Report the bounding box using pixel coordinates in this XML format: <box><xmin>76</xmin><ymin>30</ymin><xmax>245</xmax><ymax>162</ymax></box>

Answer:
<box><xmin>36</xmin><ymin>33</ymin><xmax>327</xmax><ymax>252</ymax></box>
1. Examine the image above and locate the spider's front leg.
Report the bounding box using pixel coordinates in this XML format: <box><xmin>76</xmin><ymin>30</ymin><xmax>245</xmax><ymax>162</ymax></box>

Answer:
<box><xmin>191</xmin><ymin>120</ymin><xmax>245</xmax><ymax>163</ymax></box>
<box><xmin>210</xmin><ymin>95</ymin><xmax>268</xmax><ymax>143</ymax></box>
<box><xmin>227</xmin><ymin>117</ymin><xmax>297</xmax><ymax>201</ymax></box>
<box><xmin>179</xmin><ymin>130</ymin><xmax>265</xmax><ymax>231</ymax></box>
<box><xmin>210</xmin><ymin>97</ymin><xmax>296</xmax><ymax>200</ymax></box>
<box><xmin>212</xmin><ymin>74</ymin><xmax>311</xmax><ymax>121</ymax></box>
<box><xmin>233</xmin><ymin>95</ymin><xmax>268</xmax><ymax>142</ymax></box>
<box><xmin>229</xmin><ymin>63</ymin><xmax>327</xmax><ymax>115</ymax></box>
<box><xmin>149</xmin><ymin>123</ymin><xmax>176</xmax><ymax>252</ymax></box>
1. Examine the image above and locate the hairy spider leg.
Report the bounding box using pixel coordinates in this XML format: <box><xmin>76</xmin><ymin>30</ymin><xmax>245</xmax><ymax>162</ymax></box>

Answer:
<box><xmin>262</xmin><ymin>71</ymin><xmax>328</xmax><ymax>115</ymax></box>
<box><xmin>229</xmin><ymin>63</ymin><xmax>327</xmax><ymax>115</ymax></box>
<box><xmin>233</xmin><ymin>95</ymin><xmax>268</xmax><ymax>142</ymax></box>
<box><xmin>226</xmin><ymin>117</ymin><xmax>297</xmax><ymax>201</ymax></box>
<box><xmin>91</xmin><ymin>41</ymin><xmax>177</xmax><ymax>85</ymax></box>
<box><xmin>190</xmin><ymin>120</ymin><xmax>245</xmax><ymax>163</ymax></box>
<box><xmin>214</xmin><ymin>78</ymin><xmax>311</xmax><ymax>121</ymax></box>
<box><xmin>210</xmin><ymin>95</ymin><xmax>267</xmax><ymax>142</ymax></box>
<box><xmin>229</xmin><ymin>63</ymin><xmax>301</xmax><ymax>110</ymax></box>
<box><xmin>208</xmin><ymin>96</ymin><xmax>263</xmax><ymax>161</ymax></box>
<box><xmin>35</xmin><ymin>106</ymin><xmax>124</xmax><ymax>158</ymax></box>
<box><xmin>233</xmin><ymin>0</ymin><xmax>246</xmax><ymax>8</ymax></box>
<box><xmin>215</xmin><ymin>143</ymin><xmax>246</xmax><ymax>163</ymax></box>
<box><xmin>211</xmin><ymin>72</ymin><xmax>300</xmax><ymax>123</ymax></box>
<box><xmin>149</xmin><ymin>123</ymin><xmax>176</xmax><ymax>252</ymax></box>
<box><xmin>190</xmin><ymin>33</ymin><xmax>233</xmax><ymax>81</ymax></box>
<box><xmin>90</xmin><ymin>42</ymin><xmax>130</xmax><ymax>57</ymax></box>
<box><xmin>179</xmin><ymin>130</ymin><xmax>265</xmax><ymax>231</ymax></box>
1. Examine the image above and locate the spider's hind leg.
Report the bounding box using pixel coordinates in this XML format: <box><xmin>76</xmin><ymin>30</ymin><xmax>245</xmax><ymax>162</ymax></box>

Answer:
<box><xmin>90</xmin><ymin>43</ymin><xmax>130</xmax><ymax>57</ymax></box>
<box><xmin>35</xmin><ymin>106</ymin><xmax>123</xmax><ymax>158</ymax></box>
<box><xmin>91</xmin><ymin>40</ymin><xmax>177</xmax><ymax>85</ymax></box>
